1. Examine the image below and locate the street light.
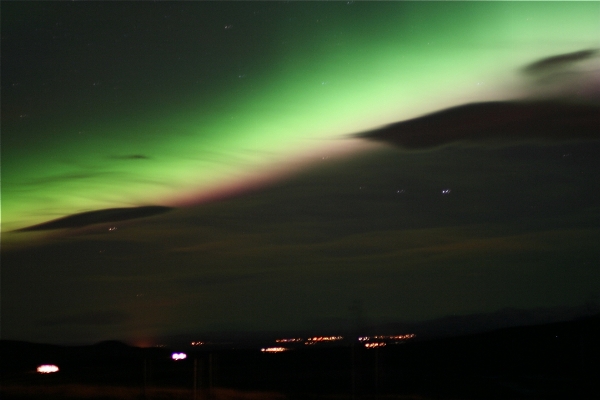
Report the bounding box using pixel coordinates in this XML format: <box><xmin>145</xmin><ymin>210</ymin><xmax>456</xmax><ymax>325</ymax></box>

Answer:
<box><xmin>37</xmin><ymin>364</ymin><xmax>59</xmax><ymax>373</ymax></box>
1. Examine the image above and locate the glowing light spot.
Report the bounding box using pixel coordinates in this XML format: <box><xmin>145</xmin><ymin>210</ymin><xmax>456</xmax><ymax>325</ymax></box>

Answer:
<box><xmin>275</xmin><ymin>338</ymin><xmax>303</xmax><ymax>343</ymax></box>
<box><xmin>261</xmin><ymin>347</ymin><xmax>289</xmax><ymax>353</ymax></box>
<box><xmin>172</xmin><ymin>352</ymin><xmax>187</xmax><ymax>360</ymax></box>
<box><xmin>365</xmin><ymin>342</ymin><xmax>386</xmax><ymax>349</ymax></box>
<box><xmin>304</xmin><ymin>336</ymin><xmax>343</xmax><ymax>345</ymax></box>
<box><xmin>37</xmin><ymin>365</ymin><xmax>59</xmax><ymax>373</ymax></box>
<box><xmin>359</xmin><ymin>333</ymin><xmax>415</xmax><ymax>344</ymax></box>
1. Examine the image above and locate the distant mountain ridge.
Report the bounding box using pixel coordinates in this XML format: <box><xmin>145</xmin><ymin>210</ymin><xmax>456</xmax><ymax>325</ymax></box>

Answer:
<box><xmin>154</xmin><ymin>304</ymin><xmax>599</xmax><ymax>347</ymax></box>
<box><xmin>372</xmin><ymin>303</ymin><xmax>600</xmax><ymax>339</ymax></box>
<box><xmin>2</xmin><ymin>304</ymin><xmax>596</xmax><ymax>350</ymax></box>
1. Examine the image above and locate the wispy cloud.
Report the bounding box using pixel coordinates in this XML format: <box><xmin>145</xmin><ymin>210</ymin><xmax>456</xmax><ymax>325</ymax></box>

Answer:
<box><xmin>108</xmin><ymin>154</ymin><xmax>150</xmax><ymax>160</ymax></box>
<box><xmin>15</xmin><ymin>206</ymin><xmax>173</xmax><ymax>231</ymax></box>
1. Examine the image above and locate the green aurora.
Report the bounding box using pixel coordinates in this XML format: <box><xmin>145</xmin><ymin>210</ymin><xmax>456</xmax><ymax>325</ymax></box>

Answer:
<box><xmin>4</xmin><ymin>2</ymin><xmax>599</xmax><ymax>236</ymax></box>
<box><xmin>3</xmin><ymin>2</ymin><xmax>600</xmax><ymax>345</ymax></box>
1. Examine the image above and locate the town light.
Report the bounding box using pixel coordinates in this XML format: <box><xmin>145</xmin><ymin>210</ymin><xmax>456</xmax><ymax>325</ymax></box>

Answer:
<box><xmin>261</xmin><ymin>347</ymin><xmax>289</xmax><ymax>353</ymax></box>
<box><xmin>37</xmin><ymin>364</ymin><xmax>59</xmax><ymax>373</ymax></box>
<box><xmin>172</xmin><ymin>352</ymin><xmax>187</xmax><ymax>360</ymax></box>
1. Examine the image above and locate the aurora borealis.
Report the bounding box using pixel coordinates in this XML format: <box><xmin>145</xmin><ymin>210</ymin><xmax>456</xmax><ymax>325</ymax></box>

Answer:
<box><xmin>2</xmin><ymin>2</ymin><xmax>600</xmax><ymax>345</ymax></box>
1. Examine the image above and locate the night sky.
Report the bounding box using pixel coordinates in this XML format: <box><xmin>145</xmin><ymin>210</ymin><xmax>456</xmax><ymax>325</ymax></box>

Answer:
<box><xmin>2</xmin><ymin>1</ymin><xmax>599</xmax><ymax>346</ymax></box>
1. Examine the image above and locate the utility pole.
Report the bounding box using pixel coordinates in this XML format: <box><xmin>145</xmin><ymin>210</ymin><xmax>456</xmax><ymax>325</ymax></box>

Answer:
<box><xmin>351</xmin><ymin>342</ymin><xmax>356</xmax><ymax>400</ymax></box>
<box><xmin>349</xmin><ymin>300</ymin><xmax>364</xmax><ymax>400</ymax></box>
<box><xmin>208</xmin><ymin>353</ymin><xmax>213</xmax><ymax>400</ymax></box>
<box><xmin>193</xmin><ymin>358</ymin><xmax>197</xmax><ymax>400</ymax></box>
<box><xmin>142</xmin><ymin>358</ymin><xmax>147</xmax><ymax>400</ymax></box>
<box><xmin>374</xmin><ymin>347</ymin><xmax>379</xmax><ymax>394</ymax></box>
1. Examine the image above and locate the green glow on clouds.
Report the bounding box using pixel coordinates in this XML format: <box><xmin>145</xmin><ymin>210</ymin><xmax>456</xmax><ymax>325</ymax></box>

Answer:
<box><xmin>2</xmin><ymin>2</ymin><xmax>599</xmax><ymax>233</ymax></box>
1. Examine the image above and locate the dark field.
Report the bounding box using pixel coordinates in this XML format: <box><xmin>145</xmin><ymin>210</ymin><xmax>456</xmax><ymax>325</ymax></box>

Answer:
<box><xmin>2</xmin><ymin>315</ymin><xmax>599</xmax><ymax>400</ymax></box>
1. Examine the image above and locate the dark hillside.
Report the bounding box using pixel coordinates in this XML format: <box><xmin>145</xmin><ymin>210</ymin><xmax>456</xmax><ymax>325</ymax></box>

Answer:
<box><xmin>2</xmin><ymin>314</ymin><xmax>598</xmax><ymax>399</ymax></box>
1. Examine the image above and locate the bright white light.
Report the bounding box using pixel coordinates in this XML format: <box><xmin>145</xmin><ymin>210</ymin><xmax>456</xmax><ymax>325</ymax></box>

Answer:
<box><xmin>37</xmin><ymin>364</ymin><xmax>59</xmax><ymax>373</ymax></box>
<box><xmin>172</xmin><ymin>352</ymin><xmax>187</xmax><ymax>360</ymax></box>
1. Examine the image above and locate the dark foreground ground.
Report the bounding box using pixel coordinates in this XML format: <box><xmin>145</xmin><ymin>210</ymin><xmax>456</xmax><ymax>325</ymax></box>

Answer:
<box><xmin>2</xmin><ymin>314</ymin><xmax>599</xmax><ymax>400</ymax></box>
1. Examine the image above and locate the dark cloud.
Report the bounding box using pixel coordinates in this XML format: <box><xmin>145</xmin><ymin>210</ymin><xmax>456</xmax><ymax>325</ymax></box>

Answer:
<box><xmin>39</xmin><ymin>310</ymin><xmax>129</xmax><ymax>327</ymax></box>
<box><xmin>523</xmin><ymin>49</ymin><xmax>599</xmax><ymax>75</ymax></box>
<box><xmin>357</xmin><ymin>51</ymin><xmax>600</xmax><ymax>150</ymax></box>
<box><xmin>109</xmin><ymin>154</ymin><xmax>150</xmax><ymax>160</ymax></box>
<box><xmin>354</xmin><ymin>101</ymin><xmax>599</xmax><ymax>149</ymax></box>
<box><xmin>15</xmin><ymin>205</ymin><xmax>173</xmax><ymax>231</ymax></box>
<box><xmin>521</xmin><ymin>49</ymin><xmax>600</xmax><ymax>101</ymax></box>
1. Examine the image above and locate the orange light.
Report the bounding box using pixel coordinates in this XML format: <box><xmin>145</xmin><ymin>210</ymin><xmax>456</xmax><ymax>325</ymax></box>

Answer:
<box><xmin>364</xmin><ymin>342</ymin><xmax>386</xmax><ymax>349</ymax></box>
<box><xmin>305</xmin><ymin>336</ymin><xmax>343</xmax><ymax>343</ymax></box>
<box><xmin>261</xmin><ymin>347</ymin><xmax>289</xmax><ymax>353</ymax></box>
